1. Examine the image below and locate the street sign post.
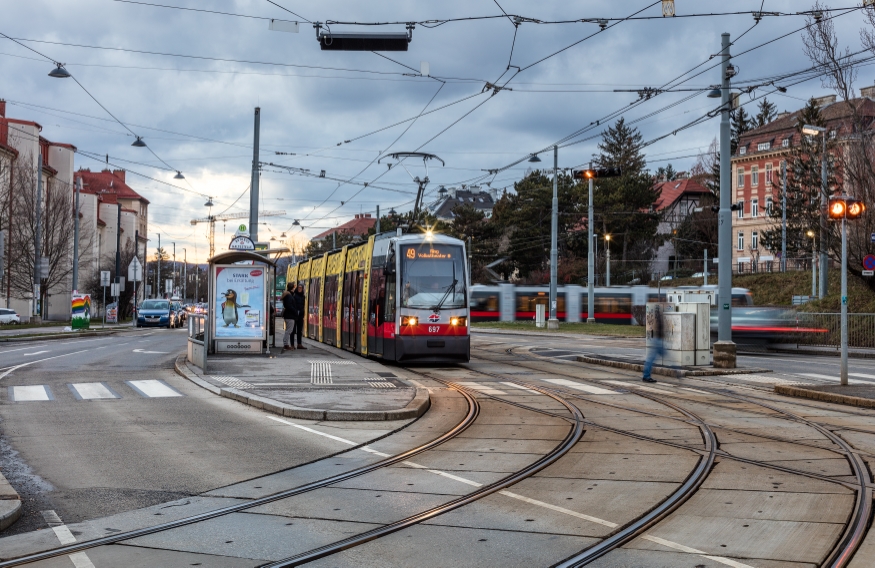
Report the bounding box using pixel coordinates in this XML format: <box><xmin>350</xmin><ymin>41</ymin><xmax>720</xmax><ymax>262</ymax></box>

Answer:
<box><xmin>870</xmin><ymin>233</ymin><xmax>875</xmax><ymax>243</ymax></box>
<box><xmin>128</xmin><ymin>257</ymin><xmax>142</xmax><ymax>282</ymax></box>
<box><xmin>100</xmin><ymin>271</ymin><xmax>110</xmax><ymax>287</ymax></box>
<box><xmin>863</xmin><ymin>255</ymin><xmax>875</xmax><ymax>272</ymax></box>
<box><xmin>863</xmin><ymin>270</ymin><xmax>874</xmax><ymax>277</ymax></box>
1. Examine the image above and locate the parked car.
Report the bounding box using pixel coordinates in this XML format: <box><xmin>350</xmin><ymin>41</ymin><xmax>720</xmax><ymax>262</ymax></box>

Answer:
<box><xmin>136</xmin><ymin>300</ymin><xmax>176</xmax><ymax>328</ymax></box>
<box><xmin>0</xmin><ymin>308</ymin><xmax>21</xmax><ymax>325</ymax></box>
<box><xmin>171</xmin><ymin>301</ymin><xmax>186</xmax><ymax>327</ymax></box>
<box><xmin>659</xmin><ymin>275</ymin><xmax>674</xmax><ymax>281</ymax></box>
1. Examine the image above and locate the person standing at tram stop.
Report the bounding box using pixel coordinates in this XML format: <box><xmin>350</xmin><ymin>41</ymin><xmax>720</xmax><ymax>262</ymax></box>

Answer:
<box><xmin>281</xmin><ymin>283</ymin><xmax>297</xmax><ymax>351</ymax></box>
<box><xmin>642</xmin><ymin>305</ymin><xmax>665</xmax><ymax>383</ymax></box>
<box><xmin>292</xmin><ymin>283</ymin><xmax>307</xmax><ymax>350</ymax></box>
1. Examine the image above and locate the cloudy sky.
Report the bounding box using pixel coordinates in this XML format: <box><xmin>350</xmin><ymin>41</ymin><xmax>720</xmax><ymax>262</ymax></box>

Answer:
<box><xmin>2</xmin><ymin>1</ymin><xmax>872</xmax><ymax>262</ymax></box>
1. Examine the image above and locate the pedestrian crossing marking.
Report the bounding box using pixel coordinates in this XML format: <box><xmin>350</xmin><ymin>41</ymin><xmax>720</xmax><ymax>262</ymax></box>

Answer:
<box><xmin>365</xmin><ymin>379</ymin><xmax>396</xmax><ymax>389</ymax></box>
<box><xmin>126</xmin><ymin>380</ymin><xmax>183</xmax><ymax>398</ymax></box>
<box><xmin>311</xmin><ymin>361</ymin><xmax>333</xmax><ymax>385</ymax></box>
<box><xmin>800</xmin><ymin>373</ymin><xmax>868</xmax><ymax>384</ymax></box>
<box><xmin>500</xmin><ymin>382</ymin><xmax>538</xmax><ymax>393</ymax></box>
<box><xmin>69</xmin><ymin>382</ymin><xmax>118</xmax><ymax>400</ymax></box>
<box><xmin>210</xmin><ymin>376</ymin><xmax>253</xmax><ymax>389</ymax></box>
<box><xmin>543</xmin><ymin>378</ymin><xmax>616</xmax><ymax>395</ymax></box>
<box><xmin>455</xmin><ymin>382</ymin><xmax>507</xmax><ymax>395</ymax></box>
<box><xmin>10</xmin><ymin>385</ymin><xmax>52</xmax><ymax>401</ymax></box>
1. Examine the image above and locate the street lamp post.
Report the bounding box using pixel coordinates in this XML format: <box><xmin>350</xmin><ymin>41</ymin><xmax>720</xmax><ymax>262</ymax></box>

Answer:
<box><xmin>605</xmin><ymin>235</ymin><xmax>611</xmax><ymax>287</ymax></box>
<box><xmin>587</xmin><ymin>164</ymin><xmax>595</xmax><ymax>323</ymax></box>
<box><xmin>802</xmin><ymin>124</ymin><xmax>828</xmax><ymax>298</ymax></box>
<box><xmin>548</xmin><ymin>145</ymin><xmax>559</xmax><ymax>330</ymax></box>
<box><xmin>841</xmin><ymin>215</ymin><xmax>848</xmax><ymax>384</ymax></box>
<box><xmin>807</xmin><ymin>230</ymin><xmax>817</xmax><ymax>298</ymax></box>
<box><xmin>183</xmin><ymin>248</ymin><xmax>187</xmax><ymax>303</ymax></box>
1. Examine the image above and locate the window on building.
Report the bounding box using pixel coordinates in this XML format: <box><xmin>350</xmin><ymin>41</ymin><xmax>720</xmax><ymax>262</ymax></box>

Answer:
<box><xmin>782</xmin><ymin>138</ymin><xmax>790</xmax><ymax>148</ymax></box>
<box><xmin>751</xmin><ymin>198</ymin><xmax>759</xmax><ymax>218</ymax></box>
<box><xmin>765</xmin><ymin>163</ymin><xmax>773</xmax><ymax>185</ymax></box>
<box><xmin>766</xmin><ymin>197</ymin><xmax>773</xmax><ymax>216</ymax></box>
<box><xmin>751</xmin><ymin>166</ymin><xmax>759</xmax><ymax>187</ymax></box>
<box><xmin>737</xmin><ymin>200</ymin><xmax>744</xmax><ymax>219</ymax></box>
<box><xmin>757</xmin><ymin>142</ymin><xmax>771</xmax><ymax>151</ymax></box>
<box><xmin>829</xmin><ymin>130</ymin><xmax>837</xmax><ymax>139</ymax></box>
<box><xmin>737</xmin><ymin>231</ymin><xmax>744</xmax><ymax>251</ymax></box>
<box><xmin>739</xmin><ymin>146</ymin><xmax>747</xmax><ymax>155</ymax></box>
<box><xmin>737</xmin><ymin>167</ymin><xmax>745</xmax><ymax>188</ymax></box>
<box><xmin>752</xmin><ymin>231</ymin><xmax>759</xmax><ymax>249</ymax></box>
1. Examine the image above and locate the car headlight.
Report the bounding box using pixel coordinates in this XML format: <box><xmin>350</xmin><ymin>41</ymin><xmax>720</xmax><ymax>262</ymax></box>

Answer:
<box><xmin>402</xmin><ymin>316</ymin><xmax>418</xmax><ymax>326</ymax></box>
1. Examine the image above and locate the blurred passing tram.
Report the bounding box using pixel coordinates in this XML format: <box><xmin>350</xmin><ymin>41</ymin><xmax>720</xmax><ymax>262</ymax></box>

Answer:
<box><xmin>287</xmin><ymin>232</ymin><xmax>470</xmax><ymax>363</ymax></box>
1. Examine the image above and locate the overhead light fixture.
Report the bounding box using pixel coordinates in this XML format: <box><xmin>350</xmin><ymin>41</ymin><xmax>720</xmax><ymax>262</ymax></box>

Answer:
<box><xmin>528</xmin><ymin>154</ymin><xmax>542</xmax><ymax>163</ymax></box>
<box><xmin>131</xmin><ymin>136</ymin><xmax>147</xmax><ymax>147</ymax></box>
<box><xmin>204</xmin><ymin>197</ymin><xmax>214</xmax><ymax>207</ymax></box>
<box><xmin>174</xmin><ymin>171</ymin><xmax>185</xmax><ymax>180</ymax></box>
<box><xmin>707</xmin><ymin>87</ymin><xmax>722</xmax><ymax>98</ymax></box>
<box><xmin>280</xmin><ymin>232</ymin><xmax>287</xmax><ymax>238</ymax></box>
<box><xmin>292</xmin><ymin>219</ymin><xmax>300</xmax><ymax>226</ymax></box>
<box><xmin>802</xmin><ymin>124</ymin><xmax>826</xmax><ymax>136</ymax></box>
<box><xmin>48</xmin><ymin>63</ymin><xmax>71</xmax><ymax>79</ymax></box>
<box><xmin>316</xmin><ymin>24</ymin><xmax>414</xmax><ymax>52</ymax></box>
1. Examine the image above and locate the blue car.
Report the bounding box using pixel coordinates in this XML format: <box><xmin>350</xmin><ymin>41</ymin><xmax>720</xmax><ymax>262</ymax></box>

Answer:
<box><xmin>137</xmin><ymin>299</ymin><xmax>177</xmax><ymax>328</ymax></box>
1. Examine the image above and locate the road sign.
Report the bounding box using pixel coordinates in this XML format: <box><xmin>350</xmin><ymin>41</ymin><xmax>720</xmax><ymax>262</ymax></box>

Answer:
<box><xmin>40</xmin><ymin>256</ymin><xmax>49</xmax><ymax>279</ymax></box>
<box><xmin>864</xmin><ymin>255</ymin><xmax>875</xmax><ymax>271</ymax></box>
<box><xmin>127</xmin><ymin>257</ymin><xmax>142</xmax><ymax>282</ymax></box>
<box><xmin>100</xmin><ymin>271</ymin><xmax>110</xmax><ymax>287</ymax></box>
<box><xmin>118</xmin><ymin>277</ymin><xmax>125</xmax><ymax>289</ymax></box>
<box><xmin>111</xmin><ymin>283</ymin><xmax>119</xmax><ymax>296</ymax></box>
<box><xmin>871</xmin><ymin>233</ymin><xmax>875</xmax><ymax>243</ymax></box>
<box><xmin>166</xmin><ymin>279</ymin><xmax>173</xmax><ymax>294</ymax></box>
<box><xmin>864</xmin><ymin>270</ymin><xmax>874</xmax><ymax>277</ymax></box>
<box><xmin>229</xmin><ymin>235</ymin><xmax>255</xmax><ymax>251</ymax></box>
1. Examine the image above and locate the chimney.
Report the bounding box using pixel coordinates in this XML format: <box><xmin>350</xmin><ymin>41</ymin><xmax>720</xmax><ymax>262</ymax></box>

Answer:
<box><xmin>0</xmin><ymin>99</ymin><xmax>5</xmax><ymax>117</ymax></box>
<box><xmin>861</xmin><ymin>84</ymin><xmax>875</xmax><ymax>100</ymax></box>
<box><xmin>112</xmin><ymin>169</ymin><xmax>126</xmax><ymax>183</ymax></box>
<box><xmin>776</xmin><ymin>111</ymin><xmax>790</xmax><ymax>121</ymax></box>
<box><xmin>813</xmin><ymin>94</ymin><xmax>837</xmax><ymax>108</ymax></box>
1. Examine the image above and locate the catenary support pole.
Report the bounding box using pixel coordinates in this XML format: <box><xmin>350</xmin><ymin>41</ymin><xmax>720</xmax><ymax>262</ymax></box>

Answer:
<box><xmin>249</xmin><ymin>107</ymin><xmax>261</xmax><ymax>244</ymax></box>
<box><xmin>157</xmin><ymin>233</ymin><xmax>161</xmax><ymax>298</ymax></box>
<box><xmin>376</xmin><ymin>205</ymin><xmax>380</xmax><ymax>234</ymax></box>
<box><xmin>841</xmin><ymin>216</ymin><xmax>848</xmax><ymax>385</ymax></box>
<box><xmin>116</xmin><ymin>203</ymin><xmax>121</xmax><ymax>311</ymax></box>
<box><xmin>704</xmin><ymin>249</ymin><xmax>708</xmax><ymax>286</ymax></box>
<box><xmin>716</xmin><ymin>32</ymin><xmax>736</xmax><ymax>367</ymax></box>
<box><xmin>172</xmin><ymin>242</ymin><xmax>176</xmax><ymax>297</ymax></box>
<box><xmin>820</xmin><ymin>133</ymin><xmax>828</xmax><ymax>298</ymax></box>
<box><xmin>183</xmin><ymin>249</ymin><xmax>187</xmax><ymax>303</ymax></box>
<box><xmin>33</xmin><ymin>151</ymin><xmax>43</xmax><ymax>318</ymax></box>
<box><xmin>587</xmin><ymin>163</ymin><xmax>595</xmax><ymax>323</ymax></box>
<box><xmin>812</xmin><ymin>236</ymin><xmax>817</xmax><ymax>298</ymax></box>
<box><xmin>548</xmin><ymin>145</ymin><xmax>559</xmax><ymax>329</ymax></box>
<box><xmin>781</xmin><ymin>160</ymin><xmax>787</xmax><ymax>272</ymax></box>
<box><xmin>73</xmin><ymin>177</ymin><xmax>81</xmax><ymax>290</ymax></box>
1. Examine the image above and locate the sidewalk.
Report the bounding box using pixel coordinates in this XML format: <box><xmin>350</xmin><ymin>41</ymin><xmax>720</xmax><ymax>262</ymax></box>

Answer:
<box><xmin>175</xmin><ymin>339</ymin><xmax>430</xmax><ymax>421</ymax></box>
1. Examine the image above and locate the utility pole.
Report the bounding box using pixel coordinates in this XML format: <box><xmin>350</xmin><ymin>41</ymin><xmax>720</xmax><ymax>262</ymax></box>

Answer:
<box><xmin>33</xmin><ymin>151</ymin><xmax>43</xmax><ymax>319</ymax></box>
<box><xmin>587</xmin><ymin>163</ymin><xmax>595</xmax><ymax>323</ymax></box>
<box><xmin>157</xmin><ymin>233</ymin><xmax>161</xmax><ymax>299</ymax></box>
<box><xmin>841</xmin><ymin>215</ymin><xmax>848</xmax><ymax>384</ymax></box>
<box><xmin>73</xmin><ymin>177</ymin><xmax>81</xmax><ymax>290</ymax></box>
<box><xmin>249</xmin><ymin>107</ymin><xmax>261</xmax><ymax>244</ymax></box>
<box><xmin>172</xmin><ymin>242</ymin><xmax>176</xmax><ymax>296</ymax></box>
<box><xmin>183</xmin><ymin>248</ymin><xmax>187</xmax><ymax>303</ymax></box>
<box><xmin>704</xmin><ymin>249</ymin><xmax>708</xmax><ymax>286</ymax></box>
<box><xmin>548</xmin><ymin>145</ymin><xmax>559</xmax><ymax>330</ymax></box>
<box><xmin>781</xmin><ymin>160</ymin><xmax>787</xmax><ymax>272</ymax></box>
<box><xmin>133</xmin><ymin>229</ymin><xmax>139</xmax><ymax>326</ymax></box>
<box><xmin>819</xmin><ymin>132</ymin><xmax>828</xmax><ymax>298</ymax></box>
<box><xmin>376</xmin><ymin>205</ymin><xmax>380</xmax><ymax>234</ymax></box>
<box><xmin>115</xmin><ymin>203</ymin><xmax>121</xmax><ymax>313</ymax></box>
<box><xmin>715</xmin><ymin>32</ymin><xmax>736</xmax><ymax>368</ymax></box>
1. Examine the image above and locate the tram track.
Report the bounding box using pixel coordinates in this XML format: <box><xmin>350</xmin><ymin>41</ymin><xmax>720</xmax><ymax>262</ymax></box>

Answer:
<box><xmin>0</xmin><ymin>385</ymin><xmax>483</xmax><ymax>567</ymax></box>
<box><xmin>464</xmin><ymin>342</ymin><xmax>872</xmax><ymax>566</ymax></box>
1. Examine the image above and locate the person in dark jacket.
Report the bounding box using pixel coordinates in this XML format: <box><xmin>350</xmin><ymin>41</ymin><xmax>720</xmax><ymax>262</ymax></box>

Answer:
<box><xmin>292</xmin><ymin>283</ymin><xmax>307</xmax><ymax>349</ymax></box>
<box><xmin>280</xmin><ymin>283</ymin><xmax>296</xmax><ymax>351</ymax></box>
<box><xmin>642</xmin><ymin>305</ymin><xmax>664</xmax><ymax>383</ymax></box>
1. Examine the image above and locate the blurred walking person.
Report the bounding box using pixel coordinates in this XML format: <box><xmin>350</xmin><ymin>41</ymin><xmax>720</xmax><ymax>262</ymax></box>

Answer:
<box><xmin>281</xmin><ymin>283</ymin><xmax>297</xmax><ymax>351</ymax></box>
<box><xmin>292</xmin><ymin>283</ymin><xmax>307</xmax><ymax>349</ymax></box>
<box><xmin>642</xmin><ymin>305</ymin><xmax>664</xmax><ymax>383</ymax></box>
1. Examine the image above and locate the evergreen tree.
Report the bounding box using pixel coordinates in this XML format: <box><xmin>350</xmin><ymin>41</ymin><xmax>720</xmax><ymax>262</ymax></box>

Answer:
<box><xmin>730</xmin><ymin>106</ymin><xmax>754</xmax><ymax>154</ymax></box>
<box><xmin>755</xmin><ymin>98</ymin><xmax>778</xmax><ymax>128</ymax></box>
<box><xmin>761</xmin><ymin>97</ymin><xmax>837</xmax><ymax>261</ymax></box>
<box><xmin>655</xmin><ymin>163</ymin><xmax>678</xmax><ymax>182</ymax></box>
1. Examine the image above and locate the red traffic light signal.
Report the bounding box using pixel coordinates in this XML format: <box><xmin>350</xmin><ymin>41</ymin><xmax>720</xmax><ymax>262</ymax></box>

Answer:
<box><xmin>572</xmin><ymin>167</ymin><xmax>622</xmax><ymax>180</ymax></box>
<box><xmin>828</xmin><ymin>196</ymin><xmax>866</xmax><ymax>220</ymax></box>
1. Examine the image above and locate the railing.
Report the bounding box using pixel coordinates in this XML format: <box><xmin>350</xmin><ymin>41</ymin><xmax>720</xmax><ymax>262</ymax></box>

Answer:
<box><xmin>188</xmin><ymin>313</ymin><xmax>205</xmax><ymax>342</ymax></box>
<box><xmin>792</xmin><ymin>313</ymin><xmax>875</xmax><ymax>350</ymax></box>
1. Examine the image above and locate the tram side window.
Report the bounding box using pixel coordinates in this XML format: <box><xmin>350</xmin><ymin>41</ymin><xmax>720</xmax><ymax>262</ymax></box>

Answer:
<box><xmin>595</xmin><ymin>295</ymin><xmax>632</xmax><ymax>314</ymax></box>
<box><xmin>324</xmin><ymin>275</ymin><xmax>338</xmax><ymax>319</ymax></box>
<box><xmin>516</xmin><ymin>294</ymin><xmax>565</xmax><ymax>313</ymax></box>
<box><xmin>309</xmin><ymin>278</ymin><xmax>321</xmax><ymax>315</ymax></box>
<box><xmin>385</xmin><ymin>282</ymin><xmax>396</xmax><ymax>322</ymax></box>
<box><xmin>470</xmin><ymin>294</ymin><xmax>499</xmax><ymax>312</ymax></box>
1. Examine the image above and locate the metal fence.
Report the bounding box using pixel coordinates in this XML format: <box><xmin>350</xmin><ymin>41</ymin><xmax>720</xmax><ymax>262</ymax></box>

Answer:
<box><xmin>792</xmin><ymin>313</ymin><xmax>875</xmax><ymax>350</ymax></box>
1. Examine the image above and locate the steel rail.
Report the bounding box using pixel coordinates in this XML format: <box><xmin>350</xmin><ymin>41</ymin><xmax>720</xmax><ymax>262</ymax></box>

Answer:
<box><xmin>262</xmin><ymin>377</ymin><xmax>585</xmax><ymax>567</ymax></box>
<box><xmin>551</xmin><ymin>390</ymin><xmax>717</xmax><ymax>567</ymax></box>
<box><xmin>0</xmin><ymin>386</ymin><xmax>480</xmax><ymax>567</ymax></box>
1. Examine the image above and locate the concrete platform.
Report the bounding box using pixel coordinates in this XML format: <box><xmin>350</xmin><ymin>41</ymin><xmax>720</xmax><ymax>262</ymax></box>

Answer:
<box><xmin>0</xmin><ymin>467</ymin><xmax>21</xmax><ymax>531</ymax></box>
<box><xmin>775</xmin><ymin>383</ymin><xmax>875</xmax><ymax>409</ymax></box>
<box><xmin>175</xmin><ymin>340</ymin><xmax>430</xmax><ymax>421</ymax></box>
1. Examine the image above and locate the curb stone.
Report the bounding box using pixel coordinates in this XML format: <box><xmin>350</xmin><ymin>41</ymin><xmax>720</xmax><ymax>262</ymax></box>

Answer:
<box><xmin>573</xmin><ymin>354</ymin><xmax>772</xmax><ymax>377</ymax></box>
<box><xmin>0</xmin><ymin>469</ymin><xmax>21</xmax><ymax>531</ymax></box>
<box><xmin>173</xmin><ymin>354</ymin><xmax>430</xmax><ymax>421</ymax></box>
<box><xmin>774</xmin><ymin>384</ymin><xmax>875</xmax><ymax>409</ymax></box>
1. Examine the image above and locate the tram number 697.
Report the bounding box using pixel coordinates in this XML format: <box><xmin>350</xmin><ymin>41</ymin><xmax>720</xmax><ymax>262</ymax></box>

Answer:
<box><xmin>428</xmin><ymin>326</ymin><xmax>440</xmax><ymax>333</ymax></box>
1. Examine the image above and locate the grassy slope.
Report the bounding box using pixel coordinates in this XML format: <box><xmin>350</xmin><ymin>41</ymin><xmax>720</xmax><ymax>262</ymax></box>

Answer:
<box><xmin>651</xmin><ymin>270</ymin><xmax>875</xmax><ymax>313</ymax></box>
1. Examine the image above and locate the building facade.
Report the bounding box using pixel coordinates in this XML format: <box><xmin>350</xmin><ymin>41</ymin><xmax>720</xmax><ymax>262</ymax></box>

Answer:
<box><xmin>651</xmin><ymin>177</ymin><xmax>711</xmax><ymax>276</ymax></box>
<box><xmin>428</xmin><ymin>186</ymin><xmax>498</xmax><ymax>221</ymax></box>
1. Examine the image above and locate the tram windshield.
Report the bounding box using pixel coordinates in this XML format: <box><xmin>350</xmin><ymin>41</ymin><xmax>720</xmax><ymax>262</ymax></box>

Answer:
<box><xmin>401</xmin><ymin>244</ymin><xmax>466</xmax><ymax>309</ymax></box>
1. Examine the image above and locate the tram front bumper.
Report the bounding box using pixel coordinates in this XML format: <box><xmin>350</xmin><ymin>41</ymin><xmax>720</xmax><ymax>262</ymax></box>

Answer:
<box><xmin>396</xmin><ymin>334</ymin><xmax>470</xmax><ymax>363</ymax></box>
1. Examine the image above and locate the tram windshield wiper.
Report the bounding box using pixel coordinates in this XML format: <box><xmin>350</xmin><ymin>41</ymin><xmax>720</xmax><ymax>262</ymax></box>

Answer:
<box><xmin>432</xmin><ymin>279</ymin><xmax>458</xmax><ymax>312</ymax></box>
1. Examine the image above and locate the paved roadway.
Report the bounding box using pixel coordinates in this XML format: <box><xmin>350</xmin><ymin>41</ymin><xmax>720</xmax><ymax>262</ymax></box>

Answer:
<box><xmin>0</xmin><ymin>329</ymin><xmax>873</xmax><ymax>567</ymax></box>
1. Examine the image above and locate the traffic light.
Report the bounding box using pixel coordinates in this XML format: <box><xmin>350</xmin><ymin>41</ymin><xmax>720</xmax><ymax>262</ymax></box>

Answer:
<box><xmin>828</xmin><ymin>196</ymin><xmax>866</xmax><ymax>220</ymax></box>
<box><xmin>572</xmin><ymin>167</ymin><xmax>622</xmax><ymax>180</ymax></box>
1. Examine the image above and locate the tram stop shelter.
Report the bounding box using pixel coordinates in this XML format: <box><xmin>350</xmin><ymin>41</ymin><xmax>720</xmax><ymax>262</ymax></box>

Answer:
<box><xmin>188</xmin><ymin>251</ymin><xmax>278</xmax><ymax>372</ymax></box>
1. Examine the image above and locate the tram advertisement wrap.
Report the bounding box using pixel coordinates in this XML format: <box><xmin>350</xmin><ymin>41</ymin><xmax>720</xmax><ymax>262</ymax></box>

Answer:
<box><xmin>214</xmin><ymin>266</ymin><xmax>266</xmax><ymax>339</ymax></box>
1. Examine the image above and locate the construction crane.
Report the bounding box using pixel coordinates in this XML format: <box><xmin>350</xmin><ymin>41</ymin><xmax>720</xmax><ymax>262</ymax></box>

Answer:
<box><xmin>191</xmin><ymin>210</ymin><xmax>286</xmax><ymax>259</ymax></box>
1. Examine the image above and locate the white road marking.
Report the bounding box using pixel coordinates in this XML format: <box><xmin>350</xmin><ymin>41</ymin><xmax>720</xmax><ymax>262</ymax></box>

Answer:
<box><xmin>269</xmin><ymin>418</ymin><xmax>753</xmax><ymax>567</ymax></box>
<box><xmin>850</xmin><ymin>372</ymin><xmax>875</xmax><ymax>380</ymax></box>
<box><xmin>127</xmin><ymin>380</ymin><xmax>183</xmax><ymax>398</ymax></box>
<box><xmin>210</xmin><ymin>376</ymin><xmax>253</xmax><ymax>389</ymax></box>
<box><xmin>455</xmin><ymin>382</ymin><xmax>507</xmax><ymax>395</ymax></box>
<box><xmin>70</xmin><ymin>383</ymin><xmax>117</xmax><ymax>400</ymax></box>
<box><xmin>11</xmin><ymin>385</ymin><xmax>51</xmax><ymax>401</ymax></box>
<box><xmin>542</xmin><ymin>378</ymin><xmax>616</xmax><ymax>395</ymax></box>
<box><xmin>21</xmin><ymin>351</ymin><xmax>49</xmax><ymax>356</ymax></box>
<box><xmin>800</xmin><ymin>373</ymin><xmax>867</xmax><ymax>384</ymax></box>
<box><xmin>407</xmin><ymin>379</ymin><xmax>429</xmax><ymax>390</ymax></box>
<box><xmin>41</xmin><ymin>510</ymin><xmax>97</xmax><ymax>568</ymax></box>
<box><xmin>500</xmin><ymin>382</ymin><xmax>538</xmax><ymax>393</ymax></box>
<box><xmin>132</xmin><ymin>348</ymin><xmax>169</xmax><ymax>354</ymax></box>
<box><xmin>0</xmin><ymin>349</ymin><xmax>92</xmax><ymax>382</ymax></box>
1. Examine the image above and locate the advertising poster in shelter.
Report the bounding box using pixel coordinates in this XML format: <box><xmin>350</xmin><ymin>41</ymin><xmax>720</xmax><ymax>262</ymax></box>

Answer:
<box><xmin>71</xmin><ymin>294</ymin><xmax>91</xmax><ymax>330</ymax></box>
<box><xmin>214</xmin><ymin>265</ymin><xmax>266</xmax><ymax>339</ymax></box>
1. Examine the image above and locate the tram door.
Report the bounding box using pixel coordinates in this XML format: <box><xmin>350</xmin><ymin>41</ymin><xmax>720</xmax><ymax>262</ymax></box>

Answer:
<box><xmin>369</xmin><ymin>268</ymin><xmax>385</xmax><ymax>356</ymax></box>
<box><xmin>343</xmin><ymin>270</ymin><xmax>363</xmax><ymax>352</ymax></box>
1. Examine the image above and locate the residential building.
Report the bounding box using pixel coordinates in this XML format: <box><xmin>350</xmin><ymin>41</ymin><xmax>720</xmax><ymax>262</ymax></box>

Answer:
<box><xmin>0</xmin><ymin>100</ymin><xmax>76</xmax><ymax>321</ymax></box>
<box><xmin>731</xmin><ymin>87</ymin><xmax>875</xmax><ymax>273</ymax></box>
<box><xmin>312</xmin><ymin>213</ymin><xmax>376</xmax><ymax>242</ymax></box>
<box><xmin>428</xmin><ymin>187</ymin><xmax>497</xmax><ymax>221</ymax></box>
<box><xmin>651</xmin><ymin>177</ymin><xmax>712</xmax><ymax>276</ymax></box>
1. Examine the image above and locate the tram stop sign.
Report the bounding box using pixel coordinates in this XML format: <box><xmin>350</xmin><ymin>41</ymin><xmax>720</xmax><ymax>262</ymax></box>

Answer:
<box><xmin>863</xmin><ymin>254</ymin><xmax>875</xmax><ymax>271</ymax></box>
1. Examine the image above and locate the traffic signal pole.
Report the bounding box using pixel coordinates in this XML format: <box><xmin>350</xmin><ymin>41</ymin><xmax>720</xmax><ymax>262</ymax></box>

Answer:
<box><xmin>820</xmin><ymin>133</ymin><xmax>828</xmax><ymax>298</ymax></box>
<box><xmin>841</xmin><ymin>215</ymin><xmax>848</xmax><ymax>385</ymax></box>
<box><xmin>715</xmin><ymin>32</ymin><xmax>736</xmax><ymax>368</ymax></box>
<box><xmin>587</xmin><ymin>164</ymin><xmax>595</xmax><ymax>323</ymax></box>
<box><xmin>548</xmin><ymin>145</ymin><xmax>559</xmax><ymax>330</ymax></box>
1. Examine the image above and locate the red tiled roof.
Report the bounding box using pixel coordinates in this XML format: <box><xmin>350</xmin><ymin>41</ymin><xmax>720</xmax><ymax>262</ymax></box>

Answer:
<box><xmin>5</xmin><ymin>118</ymin><xmax>42</xmax><ymax>130</ymax></box>
<box><xmin>75</xmin><ymin>169</ymin><xmax>150</xmax><ymax>205</ymax></box>
<box><xmin>312</xmin><ymin>214</ymin><xmax>376</xmax><ymax>240</ymax></box>
<box><xmin>653</xmin><ymin>178</ymin><xmax>710</xmax><ymax>211</ymax></box>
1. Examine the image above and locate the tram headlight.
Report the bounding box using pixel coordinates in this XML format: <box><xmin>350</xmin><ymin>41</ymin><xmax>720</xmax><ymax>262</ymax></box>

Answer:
<box><xmin>402</xmin><ymin>316</ymin><xmax>418</xmax><ymax>326</ymax></box>
<box><xmin>450</xmin><ymin>316</ymin><xmax>467</xmax><ymax>326</ymax></box>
